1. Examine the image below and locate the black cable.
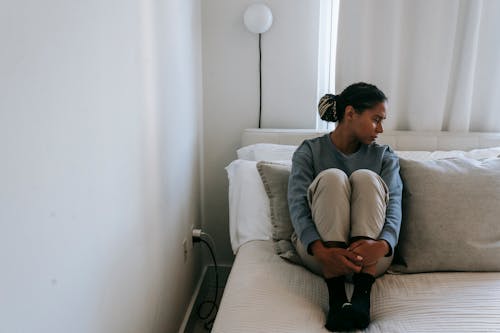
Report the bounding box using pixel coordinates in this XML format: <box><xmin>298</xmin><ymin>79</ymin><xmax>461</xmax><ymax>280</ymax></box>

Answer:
<box><xmin>258</xmin><ymin>32</ymin><xmax>262</xmax><ymax>128</ymax></box>
<box><xmin>196</xmin><ymin>238</ymin><xmax>219</xmax><ymax>331</ymax></box>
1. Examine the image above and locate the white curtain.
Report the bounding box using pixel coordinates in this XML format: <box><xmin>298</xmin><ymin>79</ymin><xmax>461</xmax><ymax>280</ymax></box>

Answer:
<box><xmin>335</xmin><ymin>0</ymin><xmax>500</xmax><ymax>132</ymax></box>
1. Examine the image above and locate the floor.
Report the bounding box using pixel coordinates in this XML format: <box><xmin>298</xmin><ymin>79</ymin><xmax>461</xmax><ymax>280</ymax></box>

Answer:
<box><xmin>184</xmin><ymin>265</ymin><xmax>231</xmax><ymax>333</ymax></box>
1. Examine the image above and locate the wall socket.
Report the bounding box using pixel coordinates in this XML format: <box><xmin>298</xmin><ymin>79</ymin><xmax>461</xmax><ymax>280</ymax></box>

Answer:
<box><xmin>183</xmin><ymin>225</ymin><xmax>195</xmax><ymax>263</ymax></box>
<box><xmin>189</xmin><ymin>224</ymin><xmax>194</xmax><ymax>249</ymax></box>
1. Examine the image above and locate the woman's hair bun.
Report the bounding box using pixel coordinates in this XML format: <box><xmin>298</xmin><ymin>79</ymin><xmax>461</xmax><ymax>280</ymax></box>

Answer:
<box><xmin>318</xmin><ymin>93</ymin><xmax>337</xmax><ymax>122</ymax></box>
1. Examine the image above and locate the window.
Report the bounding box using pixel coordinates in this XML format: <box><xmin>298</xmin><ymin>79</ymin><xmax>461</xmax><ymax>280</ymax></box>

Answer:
<box><xmin>316</xmin><ymin>0</ymin><xmax>339</xmax><ymax>130</ymax></box>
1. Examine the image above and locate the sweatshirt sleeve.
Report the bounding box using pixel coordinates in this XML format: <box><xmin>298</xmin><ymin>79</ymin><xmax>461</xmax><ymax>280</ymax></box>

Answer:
<box><xmin>378</xmin><ymin>147</ymin><xmax>403</xmax><ymax>256</ymax></box>
<box><xmin>287</xmin><ymin>143</ymin><xmax>321</xmax><ymax>253</ymax></box>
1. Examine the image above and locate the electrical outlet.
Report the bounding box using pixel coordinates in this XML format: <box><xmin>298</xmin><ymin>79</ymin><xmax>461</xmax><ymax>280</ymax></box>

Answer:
<box><xmin>189</xmin><ymin>225</ymin><xmax>194</xmax><ymax>248</ymax></box>
<box><xmin>183</xmin><ymin>238</ymin><xmax>188</xmax><ymax>263</ymax></box>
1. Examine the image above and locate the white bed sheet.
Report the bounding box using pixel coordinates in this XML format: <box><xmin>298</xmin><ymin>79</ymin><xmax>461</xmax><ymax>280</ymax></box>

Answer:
<box><xmin>212</xmin><ymin>240</ymin><xmax>500</xmax><ymax>333</ymax></box>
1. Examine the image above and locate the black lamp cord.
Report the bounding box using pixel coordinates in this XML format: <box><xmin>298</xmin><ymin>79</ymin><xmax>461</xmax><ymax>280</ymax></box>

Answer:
<box><xmin>258</xmin><ymin>33</ymin><xmax>262</xmax><ymax>128</ymax></box>
<box><xmin>195</xmin><ymin>238</ymin><xmax>219</xmax><ymax>331</ymax></box>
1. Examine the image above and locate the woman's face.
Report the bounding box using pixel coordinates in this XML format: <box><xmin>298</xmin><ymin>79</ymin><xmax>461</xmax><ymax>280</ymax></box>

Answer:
<box><xmin>350</xmin><ymin>101</ymin><xmax>387</xmax><ymax>145</ymax></box>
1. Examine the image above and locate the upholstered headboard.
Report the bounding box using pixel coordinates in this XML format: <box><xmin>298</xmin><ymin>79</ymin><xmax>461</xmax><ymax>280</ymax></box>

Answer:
<box><xmin>241</xmin><ymin>129</ymin><xmax>500</xmax><ymax>151</ymax></box>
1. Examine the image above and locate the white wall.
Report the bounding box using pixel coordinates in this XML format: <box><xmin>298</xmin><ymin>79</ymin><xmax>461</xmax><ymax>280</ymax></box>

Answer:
<box><xmin>201</xmin><ymin>0</ymin><xmax>320</xmax><ymax>263</ymax></box>
<box><xmin>0</xmin><ymin>0</ymin><xmax>202</xmax><ymax>332</ymax></box>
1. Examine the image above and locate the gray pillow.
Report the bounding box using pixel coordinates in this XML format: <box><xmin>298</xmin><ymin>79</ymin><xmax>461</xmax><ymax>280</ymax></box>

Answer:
<box><xmin>392</xmin><ymin>157</ymin><xmax>500</xmax><ymax>273</ymax></box>
<box><xmin>256</xmin><ymin>161</ymin><xmax>301</xmax><ymax>265</ymax></box>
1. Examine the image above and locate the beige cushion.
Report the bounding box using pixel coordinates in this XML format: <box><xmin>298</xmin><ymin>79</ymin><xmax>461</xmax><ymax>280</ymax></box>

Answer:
<box><xmin>256</xmin><ymin>161</ymin><xmax>301</xmax><ymax>264</ymax></box>
<box><xmin>393</xmin><ymin>157</ymin><xmax>500</xmax><ymax>273</ymax></box>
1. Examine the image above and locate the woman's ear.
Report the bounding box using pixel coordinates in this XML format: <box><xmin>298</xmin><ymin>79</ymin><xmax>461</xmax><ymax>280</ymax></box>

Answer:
<box><xmin>345</xmin><ymin>106</ymin><xmax>355</xmax><ymax>121</ymax></box>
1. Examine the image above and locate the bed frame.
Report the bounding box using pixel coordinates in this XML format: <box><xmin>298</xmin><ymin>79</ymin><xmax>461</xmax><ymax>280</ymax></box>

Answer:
<box><xmin>242</xmin><ymin>128</ymin><xmax>500</xmax><ymax>151</ymax></box>
<box><xmin>211</xmin><ymin>128</ymin><xmax>500</xmax><ymax>333</ymax></box>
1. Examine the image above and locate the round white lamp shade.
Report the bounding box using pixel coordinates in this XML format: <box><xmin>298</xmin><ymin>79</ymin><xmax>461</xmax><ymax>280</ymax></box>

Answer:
<box><xmin>243</xmin><ymin>4</ymin><xmax>273</xmax><ymax>34</ymax></box>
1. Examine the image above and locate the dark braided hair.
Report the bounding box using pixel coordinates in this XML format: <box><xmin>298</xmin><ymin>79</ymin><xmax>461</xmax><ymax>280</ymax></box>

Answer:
<box><xmin>318</xmin><ymin>82</ymin><xmax>387</xmax><ymax>122</ymax></box>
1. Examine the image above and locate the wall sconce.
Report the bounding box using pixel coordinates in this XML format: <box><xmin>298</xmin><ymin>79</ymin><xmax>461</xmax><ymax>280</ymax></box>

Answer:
<box><xmin>243</xmin><ymin>3</ymin><xmax>273</xmax><ymax>128</ymax></box>
<box><xmin>244</xmin><ymin>3</ymin><xmax>273</xmax><ymax>34</ymax></box>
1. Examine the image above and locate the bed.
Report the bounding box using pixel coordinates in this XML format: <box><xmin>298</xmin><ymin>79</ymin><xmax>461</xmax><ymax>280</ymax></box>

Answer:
<box><xmin>213</xmin><ymin>129</ymin><xmax>500</xmax><ymax>333</ymax></box>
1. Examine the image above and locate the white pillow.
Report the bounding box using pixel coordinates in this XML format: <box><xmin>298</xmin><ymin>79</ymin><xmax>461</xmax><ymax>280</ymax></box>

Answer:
<box><xmin>465</xmin><ymin>146</ymin><xmax>500</xmax><ymax>159</ymax></box>
<box><xmin>237</xmin><ymin>143</ymin><xmax>298</xmax><ymax>161</ymax></box>
<box><xmin>396</xmin><ymin>147</ymin><xmax>500</xmax><ymax>161</ymax></box>
<box><xmin>225</xmin><ymin>160</ymin><xmax>272</xmax><ymax>253</ymax></box>
<box><xmin>395</xmin><ymin>150</ymin><xmax>469</xmax><ymax>160</ymax></box>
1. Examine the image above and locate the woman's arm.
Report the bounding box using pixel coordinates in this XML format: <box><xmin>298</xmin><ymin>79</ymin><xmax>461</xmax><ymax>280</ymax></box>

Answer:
<box><xmin>287</xmin><ymin>144</ymin><xmax>321</xmax><ymax>254</ymax></box>
<box><xmin>378</xmin><ymin>147</ymin><xmax>403</xmax><ymax>256</ymax></box>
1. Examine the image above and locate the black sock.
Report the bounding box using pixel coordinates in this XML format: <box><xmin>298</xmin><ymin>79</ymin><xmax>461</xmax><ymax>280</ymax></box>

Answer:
<box><xmin>324</xmin><ymin>276</ymin><xmax>350</xmax><ymax>332</ymax></box>
<box><xmin>350</xmin><ymin>272</ymin><xmax>376</xmax><ymax>329</ymax></box>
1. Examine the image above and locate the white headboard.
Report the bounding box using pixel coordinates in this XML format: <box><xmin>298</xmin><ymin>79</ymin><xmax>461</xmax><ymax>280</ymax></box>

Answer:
<box><xmin>241</xmin><ymin>129</ymin><xmax>500</xmax><ymax>151</ymax></box>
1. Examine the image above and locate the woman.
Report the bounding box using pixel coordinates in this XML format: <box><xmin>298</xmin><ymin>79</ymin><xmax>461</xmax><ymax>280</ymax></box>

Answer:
<box><xmin>287</xmin><ymin>82</ymin><xmax>403</xmax><ymax>331</ymax></box>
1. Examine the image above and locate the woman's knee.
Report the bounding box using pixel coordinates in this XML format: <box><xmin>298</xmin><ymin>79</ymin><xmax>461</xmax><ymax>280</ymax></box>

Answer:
<box><xmin>315</xmin><ymin>168</ymin><xmax>349</xmax><ymax>187</ymax></box>
<box><xmin>350</xmin><ymin>169</ymin><xmax>387</xmax><ymax>192</ymax></box>
<box><xmin>309</xmin><ymin>169</ymin><xmax>350</xmax><ymax>200</ymax></box>
<box><xmin>350</xmin><ymin>169</ymin><xmax>378</xmax><ymax>183</ymax></box>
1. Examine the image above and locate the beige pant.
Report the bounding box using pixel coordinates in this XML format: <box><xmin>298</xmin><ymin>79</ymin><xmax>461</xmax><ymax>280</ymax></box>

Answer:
<box><xmin>293</xmin><ymin>169</ymin><xmax>393</xmax><ymax>278</ymax></box>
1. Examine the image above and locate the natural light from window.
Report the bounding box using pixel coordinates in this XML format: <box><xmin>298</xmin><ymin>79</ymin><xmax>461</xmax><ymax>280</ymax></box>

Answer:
<box><xmin>316</xmin><ymin>0</ymin><xmax>339</xmax><ymax>130</ymax></box>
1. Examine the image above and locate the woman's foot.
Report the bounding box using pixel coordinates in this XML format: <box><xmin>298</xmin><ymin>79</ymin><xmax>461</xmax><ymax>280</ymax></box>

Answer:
<box><xmin>349</xmin><ymin>272</ymin><xmax>376</xmax><ymax>329</ymax></box>
<box><xmin>325</xmin><ymin>301</ymin><xmax>358</xmax><ymax>332</ymax></box>
<box><xmin>324</xmin><ymin>276</ymin><xmax>353</xmax><ymax>332</ymax></box>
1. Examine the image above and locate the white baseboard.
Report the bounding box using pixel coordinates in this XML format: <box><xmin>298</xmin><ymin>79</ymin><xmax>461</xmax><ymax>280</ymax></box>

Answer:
<box><xmin>178</xmin><ymin>265</ymin><xmax>207</xmax><ymax>333</ymax></box>
<box><xmin>178</xmin><ymin>264</ymin><xmax>232</xmax><ymax>332</ymax></box>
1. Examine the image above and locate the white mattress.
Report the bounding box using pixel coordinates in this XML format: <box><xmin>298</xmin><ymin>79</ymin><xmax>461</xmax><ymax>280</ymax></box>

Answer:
<box><xmin>212</xmin><ymin>240</ymin><xmax>500</xmax><ymax>333</ymax></box>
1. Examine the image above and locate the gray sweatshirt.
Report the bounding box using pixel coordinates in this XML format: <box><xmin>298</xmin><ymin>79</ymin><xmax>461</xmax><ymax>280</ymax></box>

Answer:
<box><xmin>287</xmin><ymin>134</ymin><xmax>403</xmax><ymax>255</ymax></box>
